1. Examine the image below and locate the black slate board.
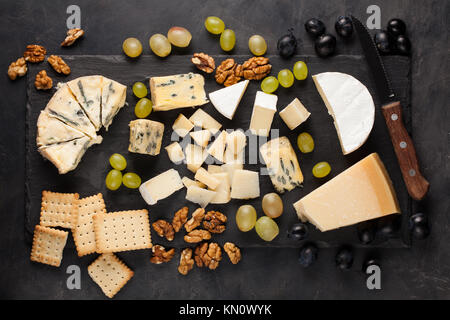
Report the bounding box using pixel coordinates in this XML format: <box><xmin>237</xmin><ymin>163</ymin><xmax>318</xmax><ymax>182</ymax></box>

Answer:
<box><xmin>26</xmin><ymin>54</ymin><xmax>411</xmax><ymax>249</ymax></box>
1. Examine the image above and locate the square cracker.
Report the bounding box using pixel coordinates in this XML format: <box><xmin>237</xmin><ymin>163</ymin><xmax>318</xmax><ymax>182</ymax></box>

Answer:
<box><xmin>88</xmin><ymin>253</ymin><xmax>134</xmax><ymax>298</ymax></box>
<box><xmin>40</xmin><ymin>191</ymin><xmax>79</xmax><ymax>229</ymax></box>
<box><xmin>30</xmin><ymin>225</ymin><xmax>68</xmax><ymax>267</ymax></box>
<box><xmin>72</xmin><ymin>193</ymin><xmax>106</xmax><ymax>257</ymax></box>
<box><xmin>93</xmin><ymin>210</ymin><xmax>152</xmax><ymax>253</ymax></box>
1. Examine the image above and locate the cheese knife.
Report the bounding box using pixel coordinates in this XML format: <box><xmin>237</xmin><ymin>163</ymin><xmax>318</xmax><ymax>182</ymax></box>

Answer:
<box><xmin>351</xmin><ymin>15</ymin><xmax>429</xmax><ymax>201</ymax></box>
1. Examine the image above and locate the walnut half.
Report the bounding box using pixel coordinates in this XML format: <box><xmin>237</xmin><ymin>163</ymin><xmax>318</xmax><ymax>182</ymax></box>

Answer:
<box><xmin>215</xmin><ymin>58</ymin><xmax>241</xmax><ymax>87</ymax></box>
<box><xmin>224</xmin><ymin>242</ymin><xmax>241</xmax><ymax>264</ymax></box>
<box><xmin>61</xmin><ymin>28</ymin><xmax>85</xmax><ymax>46</ymax></box>
<box><xmin>24</xmin><ymin>45</ymin><xmax>46</xmax><ymax>63</ymax></box>
<box><xmin>194</xmin><ymin>242</ymin><xmax>222</xmax><ymax>270</ymax></box>
<box><xmin>150</xmin><ymin>245</ymin><xmax>175</xmax><ymax>264</ymax></box>
<box><xmin>191</xmin><ymin>53</ymin><xmax>215</xmax><ymax>73</ymax></box>
<box><xmin>178</xmin><ymin>248</ymin><xmax>195</xmax><ymax>275</ymax></box>
<box><xmin>172</xmin><ymin>206</ymin><xmax>188</xmax><ymax>232</ymax></box>
<box><xmin>48</xmin><ymin>55</ymin><xmax>71</xmax><ymax>75</ymax></box>
<box><xmin>184</xmin><ymin>208</ymin><xmax>205</xmax><ymax>233</ymax></box>
<box><xmin>238</xmin><ymin>57</ymin><xmax>272</xmax><ymax>80</ymax></box>
<box><xmin>7</xmin><ymin>57</ymin><xmax>27</xmax><ymax>80</ymax></box>
<box><xmin>203</xmin><ymin>211</ymin><xmax>227</xmax><ymax>234</ymax></box>
<box><xmin>184</xmin><ymin>230</ymin><xmax>211</xmax><ymax>243</ymax></box>
<box><xmin>35</xmin><ymin>70</ymin><xmax>52</xmax><ymax>90</ymax></box>
<box><xmin>152</xmin><ymin>220</ymin><xmax>175</xmax><ymax>241</ymax></box>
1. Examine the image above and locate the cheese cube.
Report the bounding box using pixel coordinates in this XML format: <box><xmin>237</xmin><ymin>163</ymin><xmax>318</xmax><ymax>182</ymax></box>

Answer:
<box><xmin>139</xmin><ymin>169</ymin><xmax>184</xmax><ymax>205</ymax></box>
<box><xmin>165</xmin><ymin>142</ymin><xmax>185</xmax><ymax>163</ymax></box>
<box><xmin>186</xmin><ymin>186</ymin><xmax>217</xmax><ymax>208</ymax></box>
<box><xmin>293</xmin><ymin>153</ymin><xmax>400</xmax><ymax>232</ymax></box>
<box><xmin>149</xmin><ymin>73</ymin><xmax>208</xmax><ymax>111</ymax></box>
<box><xmin>194</xmin><ymin>168</ymin><xmax>220</xmax><ymax>190</ymax></box>
<box><xmin>189</xmin><ymin>109</ymin><xmax>222</xmax><ymax>134</ymax></box>
<box><xmin>207</xmin><ymin>131</ymin><xmax>227</xmax><ymax>163</ymax></box>
<box><xmin>222</xmin><ymin>162</ymin><xmax>243</xmax><ymax>185</ymax></box>
<box><xmin>279</xmin><ymin>98</ymin><xmax>311</xmax><ymax>130</ymax></box>
<box><xmin>172</xmin><ymin>114</ymin><xmax>194</xmax><ymax>138</ymax></box>
<box><xmin>128</xmin><ymin>119</ymin><xmax>164</xmax><ymax>155</ymax></box>
<box><xmin>210</xmin><ymin>172</ymin><xmax>231</xmax><ymax>204</ymax></box>
<box><xmin>190</xmin><ymin>130</ymin><xmax>211</xmax><ymax>148</ymax></box>
<box><xmin>185</xmin><ymin>143</ymin><xmax>207</xmax><ymax>173</ymax></box>
<box><xmin>230</xmin><ymin>169</ymin><xmax>260</xmax><ymax>199</ymax></box>
<box><xmin>182</xmin><ymin>177</ymin><xmax>206</xmax><ymax>189</ymax></box>
<box><xmin>249</xmin><ymin>91</ymin><xmax>277</xmax><ymax>137</ymax></box>
<box><xmin>207</xmin><ymin>165</ymin><xmax>223</xmax><ymax>174</ymax></box>
<box><xmin>226</xmin><ymin>130</ymin><xmax>247</xmax><ymax>155</ymax></box>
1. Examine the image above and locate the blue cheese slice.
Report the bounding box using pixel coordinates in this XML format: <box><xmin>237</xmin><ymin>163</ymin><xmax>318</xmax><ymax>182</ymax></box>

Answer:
<box><xmin>36</xmin><ymin>111</ymin><xmax>85</xmax><ymax>147</ymax></box>
<box><xmin>150</xmin><ymin>73</ymin><xmax>208</xmax><ymax>111</ymax></box>
<box><xmin>67</xmin><ymin>76</ymin><xmax>103</xmax><ymax>130</ymax></box>
<box><xmin>128</xmin><ymin>119</ymin><xmax>164</xmax><ymax>156</ymax></box>
<box><xmin>101</xmin><ymin>78</ymin><xmax>127</xmax><ymax>131</ymax></box>
<box><xmin>38</xmin><ymin>136</ymin><xmax>102</xmax><ymax>174</ymax></box>
<box><xmin>45</xmin><ymin>84</ymin><xmax>97</xmax><ymax>138</ymax></box>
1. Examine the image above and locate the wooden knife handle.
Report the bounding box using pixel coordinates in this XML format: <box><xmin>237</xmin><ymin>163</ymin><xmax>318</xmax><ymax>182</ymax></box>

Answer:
<box><xmin>381</xmin><ymin>101</ymin><xmax>429</xmax><ymax>200</ymax></box>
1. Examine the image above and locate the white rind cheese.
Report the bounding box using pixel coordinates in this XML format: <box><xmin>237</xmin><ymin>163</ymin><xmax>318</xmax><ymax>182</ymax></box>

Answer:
<box><xmin>185</xmin><ymin>185</ymin><xmax>217</xmax><ymax>208</ymax></box>
<box><xmin>249</xmin><ymin>91</ymin><xmax>278</xmax><ymax>137</ymax></box>
<box><xmin>36</xmin><ymin>111</ymin><xmax>85</xmax><ymax>147</ymax></box>
<box><xmin>150</xmin><ymin>73</ymin><xmax>208</xmax><ymax>111</ymax></box>
<box><xmin>189</xmin><ymin>109</ymin><xmax>222</xmax><ymax>134</ymax></box>
<box><xmin>128</xmin><ymin>119</ymin><xmax>164</xmax><ymax>155</ymax></box>
<box><xmin>312</xmin><ymin>72</ymin><xmax>375</xmax><ymax>155</ymax></box>
<box><xmin>139</xmin><ymin>169</ymin><xmax>184</xmax><ymax>205</ymax></box>
<box><xmin>230</xmin><ymin>169</ymin><xmax>260</xmax><ymax>199</ymax></box>
<box><xmin>165</xmin><ymin>142</ymin><xmax>185</xmax><ymax>163</ymax></box>
<box><xmin>101</xmin><ymin>78</ymin><xmax>127</xmax><ymax>130</ymax></box>
<box><xmin>279</xmin><ymin>98</ymin><xmax>311</xmax><ymax>130</ymax></box>
<box><xmin>209</xmin><ymin>80</ymin><xmax>249</xmax><ymax>120</ymax></box>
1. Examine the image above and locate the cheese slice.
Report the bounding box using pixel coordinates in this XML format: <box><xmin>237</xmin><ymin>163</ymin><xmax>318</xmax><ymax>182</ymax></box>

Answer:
<box><xmin>38</xmin><ymin>136</ymin><xmax>102</xmax><ymax>174</ymax></box>
<box><xmin>210</xmin><ymin>172</ymin><xmax>231</xmax><ymax>204</ymax></box>
<box><xmin>182</xmin><ymin>177</ymin><xmax>206</xmax><ymax>189</ymax></box>
<box><xmin>185</xmin><ymin>143</ymin><xmax>207</xmax><ymax>173</ymax></box>
<box><xmin>209</xmin><ymin>80</ymin><xmax>249</xmax><ymax>119</ymax></box>
<box><xmin>207</xmin><ymin>165</ymin><xmax>223</xmax><ymax>174</ymax></box>
<box><xmin>190</xmin><ymin>130</ymin><xmax>211</xmax><ymax>148</ymax></box>
<box><xmin>207</xmin><ymin>130</ymin><xmax>227</xmax><ymax>163</ymax></box>
<box><xmin>67</xmin><ymin>75</ymin><xmax>103</xmax><ymax>130</ymax></box>
<box><xmin>230</xmin><ymin>169</ymin><xmax>260</xmax><ymax>199</ymax></box>
<box><xmin>150</xmin><ymin>73</ymin><xmax>208</xmax><ymax>111</ymax></box>
<box><xmin>101</xmin><ymin>78</ymin><xmax>127</xmax><ymax>130</ymax></box>
<box><xmin>185</xmin><ymin>185</ymin><xmax>216</xmax><ymax>208</ymax></box>
<box><xmin>225</xmin><ymin>130</ymin><xmax>247</xmax><ymax>155</ymax></box>
<box><xmin>249</xmin><ymin>91</ymin><xmax>277</xmax><ymax>137</ymax></box>
<box><xmin>279</xmin><ymin>98</ymin><xmax>311</xmax><ymax>130</ymax></box>
<box><xmin>224</xmin><ymin>145</ymin><xmax>244</xmax><ymax>164</ymax></box>
<box><xmin>194</xmin><ymin>167</ymin><xmax>220</xmax><ymax>190</ymax></box>
<box><xmin>128</xmin><ymin>119</ymin><xmax>164</xmax><ymax>155</ymax></box>
<box><xmin>293</xmin><ymin>153</ymin><xmax>400</xmax><ymax>232</ymax></box>
<box><xmin>165</xmin><ymin>142</ymin><xmax>185</xmax><ymax>163</ymax></box>
<box><xmin>312</xmin><ymin>72</ymin><xmax>375</xmax><ymax>155</ymax></box>
<box><xmin>222</xmin><ymin>162</ymin><xmax>243</xmax><ymax>185</ymax></box>
<box><xmin>189</xmin><ymin>109</ymin><xmax>222</xmax><ymax>134</ymax></box>
<box><xmin>36</xmin><ymin>111</ymin><xmax>85</xmax><ymax>147</ymax></box>
<box><xmin>172</xmin><ymin>114</ymin><xmax>194</xmax><ymax>138</ymax></box>
<box><xmin>139</xmin><ymin>169</ymin><xmax>184</xmax><ymax>205</ymax></box>
<box><xmin>45</xmin><ymin>84</ymin><xmax>97</xmax><ymax>138</ymax></box>
<box><xmin>259</xmin><ymin>136</ymin><xmax>303</xmax><ymax>193</ymax></box>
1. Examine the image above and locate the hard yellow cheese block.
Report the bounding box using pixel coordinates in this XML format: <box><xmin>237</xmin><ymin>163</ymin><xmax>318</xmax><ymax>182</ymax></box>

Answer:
<box><xmin>293</xmin><ymin>153</ymin><xmax>400</xmax><ymax>232</ymax></box>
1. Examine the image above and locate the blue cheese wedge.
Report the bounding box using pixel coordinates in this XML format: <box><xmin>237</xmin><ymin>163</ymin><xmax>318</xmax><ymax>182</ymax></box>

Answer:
<box><xmin>259</xmin><ymin>136</ymin><xmax>303</xmax><ymax>193</ymax></box>
<box><xmin>128</xmin><ymin>119</ymin><xmax>164</xmax><ymax>155</ymax></box>
<box><xmin>101</xmin><ymin>78</ymin><xmax>127</xmax><ymax>130</ymax></box>
<box><xmin>67</xmin><ymin>76</ymin><xmax>103</xmax><ymax>130</ymax></box>
<box><xmin>45</xmin><ymin>84</ymin><xmax>97</xmax><ymax>138</ymax></box>
<box><xmin>36</xmin><ymin>111</ymin><xmax>85</xmax><ymax>147</ymax></box>
<box><xmin>150</xmin><ymin>73</ymin><xmax>208</xmax><ymax>111</ymax></box>
<box><xmin>38</xmin><ymin>136</ymin><xmax>102</xmax><ymax>174</ymax></box>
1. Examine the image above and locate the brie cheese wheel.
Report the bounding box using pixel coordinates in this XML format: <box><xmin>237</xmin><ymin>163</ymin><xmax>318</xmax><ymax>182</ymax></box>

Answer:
<box><xmin>209</xmin><ymin>80</ymin><xmax>249</xmax><ymax>120</ymax></box>
<box><xmin>36</xmin><ymin>111</ymin><xmax>85</xmax><ymax>147</ymax></box>
<box><xmin>312</xmin><ymin>72</ymin><xmax>375</xmax><ymax>155</ymax></box>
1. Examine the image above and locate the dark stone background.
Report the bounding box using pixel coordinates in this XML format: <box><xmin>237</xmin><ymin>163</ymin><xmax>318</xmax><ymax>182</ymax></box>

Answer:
<box><xmin>0</xmin><ymin>0</ymin><xmax>448</xmax><ymax>299</ymax></box>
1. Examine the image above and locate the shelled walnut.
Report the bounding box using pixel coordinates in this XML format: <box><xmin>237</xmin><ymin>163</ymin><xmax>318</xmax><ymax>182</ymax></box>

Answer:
<box><xmin>203</xmin><ymin>211</ymin><xmax>227</xmax><ymax>234</ymax></box>
<box><xmin>150</xmin><ymin>245</ymin><xmax>175</xmax><ymax>264</ymax></box>
<box><xmin>237</xmin><ymin>56</ymin><xmax>272</xmax><ymax>80</ymax></box>
<box><xmin>191</xmin><ymin>53</ymin><xmax>215</xmax><ymax>73</ymax></box>
<box><xmin>23</xmin><ymin>45</ymin><xmax>46</xmax><ymax>63</ymax></box>
<box><xmin>194</xmin><ymin>242</ymin><xmax>208</xmax><ymax>267</ymax></box>
<box><xmin>61</xmin><ymin>28</ymin><xmax>85</xmax><ymax>46</ymax></box>
<box><xmin>34</xmin><ymin>70</ymin><xmax>52</xmax><ymax>90</ymax></box>
<box><xmin>172</xmin><ymin>206</ymin><xmax>188</xmax><ymax>232</ymax></box>
<box><xmin>184</xmin><ymin>230</ymin><xmax>211</xmax><ymax>243</ymax></box>
<box><xmin>48</xmin><ymin>55</ymin><xmax>71</xmax><ymax>75</ymax></box>
<box><xmin>178</xmin><ymin>248</ymin><xmax>194</xmax><ymax>275</ymax></box>
<box><xmin>152</xmin><ymin>220</ymin><xmax>175</xmax><ymax>241</ymax></box>
<box><xmin>184</xmin><ymin>208</ymin><xmax>205</xmax><ymax>233</ymax></box>
<box><xmin>194</xmin><ymin>242</ymin><xmax>222</xmax><ymax>270</ymax></box>
<box><xmin>224</xmin><ymin>242</ymin><xmax>241</xmax><ymax>264</ymax></box>
<box><xmin>7</xmin><ymin>57</ymin><xmax>27</xmax><ymax>80</ymax></box>
<box><xmin>215</xmin><ymin>58</ymin><xmax>241</xmax><ymax>86</ymax></box>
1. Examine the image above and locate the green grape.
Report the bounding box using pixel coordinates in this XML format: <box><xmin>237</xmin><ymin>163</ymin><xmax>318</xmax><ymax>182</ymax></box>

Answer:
<box><xmin>105</xmin><ymin>169</ymin><xmax>122</xmax><ymax>191</ymax></box>
<box><xmin>312</xmin><ymin>162</ymin><xmax>331</xmax><ymax>178</ymax></box>
<box><xmin>262</xmin><ymin>193</ymin><xmax>283</xmax><ymax>218</ymax></box>
<box><xmin>134</xmin><ymin>98</ymin><xmax>153</xmax><ymax>118</ymax></box>
<box><xmin>122</xmin><ymin>37</ymin><xmax>143</xmax><ymax>58</ymax></box>
<box><xmin>293</xmin><ymin>61</ymin><xmax>308</xmax><ymax>80</ymax></box>
<box><xmin>236</xmin><ymin>205</ymin><xmax>257</xmax><ymax>232</ymax></box>
<box><xmin>297</xmin><ymin>132</ymin><xmax>314</xmax><ymax>153</ymax></box>
<box><xmin>204</xmin><ymin>16</ymin><xmax>225</xmax><ymax>34</ymax></box>
<box><xmin>132</xmin><ymin>82</ymin><xmax>147</xmax><ymax>98</ymax></box>
<box><xmin>167</xmin><ymin>26</ymin><xmax>192</xmax><ymax>47</ymax></box>
<box><xmin>261</xmin><ymin>76</ymin><xmax>279</xmax><ymax>93</ymax></box>
<box><xmin>248</xmin><ymin>35</ymin><xmax>267</xmax><ymax>56</ymax></box>
<box><xmin>220</xmin><ymin>29</ymin><xmax>236</xmax><ymax>51</ymax></box>
<box><xmin>255</xmin><ymin>216</ymin><xmax>279</xmax><ymax>241</ymax></box>
<box><xmin>122</xmin><ymin>172</ymin><xmax>142</xmax><ymax>189</ymax></box>
<box><xmin>109</xmin><ymin>153</ymin><xmax>127</xmax><ymax>171</ymax></box>
<box><xmin>149</xmin><ymin>34</ymin><xmax>171</xmax><ymax>57</ymax></box>
<box><xmin>278</xmin><ymin>69</ymin><xmax>295</xmax><ymax>88</ymax></box>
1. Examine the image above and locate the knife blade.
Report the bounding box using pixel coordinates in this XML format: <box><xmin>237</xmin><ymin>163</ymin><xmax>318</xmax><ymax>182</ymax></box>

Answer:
<box><xmin>352</xmin><ymin>15</ymin><xmax>429</xmax><ymax>201</ymax></box>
